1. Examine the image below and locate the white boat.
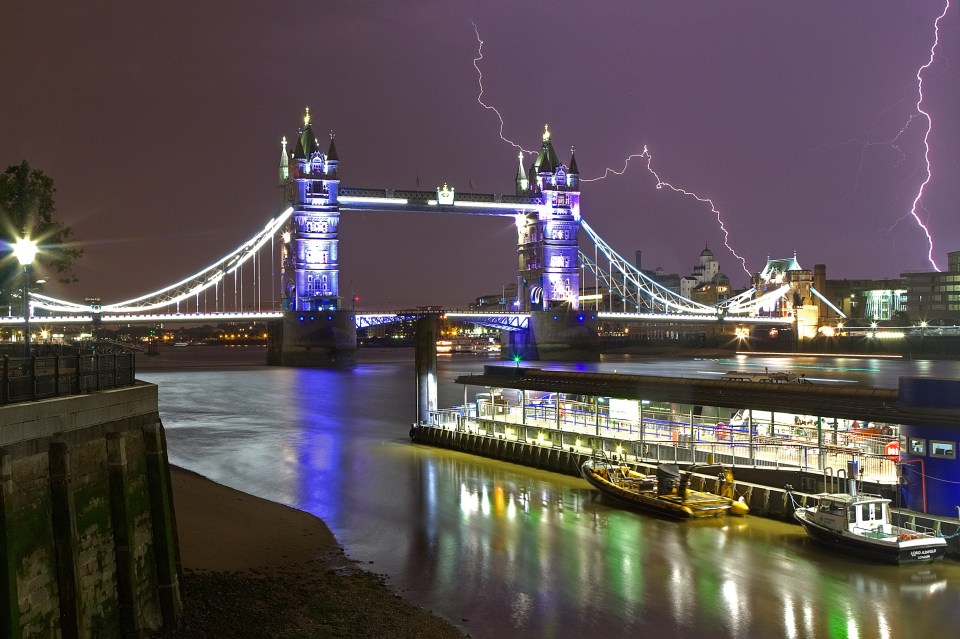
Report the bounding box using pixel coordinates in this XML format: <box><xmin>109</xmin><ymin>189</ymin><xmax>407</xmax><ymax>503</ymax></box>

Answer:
<box><xmin>793</xmin><ymin>491</ymin><xmax>947</xmax><ymax>564</ymax></box>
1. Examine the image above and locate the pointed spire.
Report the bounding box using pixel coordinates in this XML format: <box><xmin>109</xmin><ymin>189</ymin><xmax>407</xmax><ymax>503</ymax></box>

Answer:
<box><xmin>327</xmin><ymin>130</ymin><xmax>339</xmax><ymax>161</ymax></box>
<box><xmin>294</xmin><ymin>107</ymin><xmax>319</xmax><ymax>158</ymax></box>
<box><xmin>278</xmin><ymin>136</ymin><xmax>290</xmax><ymax>181</ymax></box>
<box><xmin>534</xmin><ymin>124</ymin><xmax>558</xmax><ymax>174</ymax></box>
<box><xmin>293</xmin><ymin>127</ymin><xmax>306</xmax><ymax>159</ymax></box>
<box><xmin>568</xmin><ymin>146</ymin><xmax>579</xmax><ymax>175</ymax></box>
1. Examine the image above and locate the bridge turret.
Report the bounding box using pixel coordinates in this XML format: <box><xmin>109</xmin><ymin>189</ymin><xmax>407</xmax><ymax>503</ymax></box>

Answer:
<box><xmin>567</xmin><ymin>146</ymin><xmax>580</xmax><ymax>190</ymax></box>
<box><xmin>326</xmin><ymin>131</ymin><xmax>339</xmax><ymax>178</ymax></box>
<box><xmin>515</xmin><ymin>151</ymin><xmax>529</xmax><ymax>196</ymax></box>
<box><xmin>533</xmin><ymin>125</ymin><xmax>559</xmax><ymax>187</ymax></box>
<box><xmin>278</xmin><ymin>136</ymin><xmax>290</xmax><ymax>182</ymax></box>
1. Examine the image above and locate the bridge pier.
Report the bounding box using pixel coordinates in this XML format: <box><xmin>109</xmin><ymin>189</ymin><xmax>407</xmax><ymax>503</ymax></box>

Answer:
<box><xmin>504</xmin><ymin>309</ymin><xmax>600</xmax><ymax>362</ymax></box>
<box><xmin>267</xmin><ymin>310</ymin><xmax>357</xmax><ymax>367</ymax></box>
<box><xmin>415</xmin><ymin>315</ymin><xmax>438</xmax><ymax>424</ymax></box>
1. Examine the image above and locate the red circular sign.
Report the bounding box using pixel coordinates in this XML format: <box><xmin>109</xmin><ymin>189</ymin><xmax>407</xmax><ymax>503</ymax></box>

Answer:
<box><xmin>885</xmin><ymin>440</ymin><xmax>900</xmax><ymax>461</ymax></box>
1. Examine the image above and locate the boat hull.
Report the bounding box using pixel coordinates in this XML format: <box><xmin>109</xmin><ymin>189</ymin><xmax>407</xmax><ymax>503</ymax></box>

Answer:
<box><xmin>794</xmin><ymin>510</ymin><xmax>946</xmax><ymax>565</ymax></box>
<box><xmin>580</xmin><ymin>460</ymin><xmax>735</xmax><ymax>519</ymax></box>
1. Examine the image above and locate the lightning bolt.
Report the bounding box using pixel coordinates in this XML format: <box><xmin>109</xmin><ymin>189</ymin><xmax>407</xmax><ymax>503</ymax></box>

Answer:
<box><xmin>472</xmin><ymin>22</ymin><xmax>533</xmax><ymax>156</ymax></box>
<box><xmin>636</xmin><ymin>146</ymin><xmax>752</xmax><ymax>277</ymax></box>
<box><xmin>581</xmin><ymin>154</ymin><xmax>647</xmax><ymax>182</ymax></box>
<box><xmin>894</xmin><ymin>0</ymin><xmax>950</xmax><ymax>272</ymax></box>
<box><xmin>471</xmin><ymin>25</ymin><xmax>750</xmax><ymax>276</ymax></box>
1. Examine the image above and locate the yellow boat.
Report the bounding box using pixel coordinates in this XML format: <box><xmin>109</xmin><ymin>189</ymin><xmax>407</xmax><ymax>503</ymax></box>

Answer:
<box><xmin>580</xmin><ymin>460</ymin><xmax>749</xmax><ymax>519</ymax></box>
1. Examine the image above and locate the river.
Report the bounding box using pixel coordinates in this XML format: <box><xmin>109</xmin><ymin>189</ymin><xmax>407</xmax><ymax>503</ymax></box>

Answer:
<box><xmin>139</xmin><ymin>347</ymin><xmax>960</xmax><ymax>639</ymax></box>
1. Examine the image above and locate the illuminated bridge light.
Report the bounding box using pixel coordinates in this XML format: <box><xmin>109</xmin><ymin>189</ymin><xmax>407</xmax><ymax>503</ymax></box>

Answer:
<box><xmin>338</xmin><ymin>196</ymin><xmax>409</xmax><ymax>206</ymax></box>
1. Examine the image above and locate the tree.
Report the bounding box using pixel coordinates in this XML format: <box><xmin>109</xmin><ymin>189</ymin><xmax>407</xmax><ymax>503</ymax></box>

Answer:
<box><xmin>0</xmin><ymin>161</ymin><xmax>83</xmax><ymax>306</ymax></box>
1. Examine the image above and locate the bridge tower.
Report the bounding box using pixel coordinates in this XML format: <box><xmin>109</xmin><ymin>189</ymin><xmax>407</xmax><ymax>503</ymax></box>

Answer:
<box><xmin>509</xmin><ymin>127</ymin><xmax>599</xmax><ymax>360</ymax></box>
<box><xmin>269</xmin><ymin>108</ymin><xmax>356</xmax><ymax>366</ymax></box>
<box><xmin>515</xmin><ymin>126</ymin><xmax>581</xmax><ymax>311</ymax></box>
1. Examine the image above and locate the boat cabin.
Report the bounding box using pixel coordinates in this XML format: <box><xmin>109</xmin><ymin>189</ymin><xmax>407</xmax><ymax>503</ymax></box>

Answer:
<box><xmin>812</xmin><ymin>494</ymin><xmax>890</xmax><ymax>533</ymax></box>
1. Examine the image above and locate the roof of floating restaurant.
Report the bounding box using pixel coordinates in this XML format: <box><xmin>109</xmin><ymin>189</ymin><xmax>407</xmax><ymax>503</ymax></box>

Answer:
<box><xmin>455</xmin><ymin>367</ymin><xmax>960</xmax><ymax>429</ymax></box>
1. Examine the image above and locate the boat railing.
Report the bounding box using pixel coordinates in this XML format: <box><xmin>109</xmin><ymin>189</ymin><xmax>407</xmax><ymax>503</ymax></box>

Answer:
<box><xmin>898</xmin><ymin>520</ymin><xmax>941</xmax><ymax>537</ymax></box>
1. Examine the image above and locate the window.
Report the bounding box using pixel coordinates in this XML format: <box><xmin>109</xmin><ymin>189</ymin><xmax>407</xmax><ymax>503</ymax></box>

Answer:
<box><xmin>909</xmin><ymin>437</ymin><xmax>926</xmax><ymax>456</ymax></box>
<box><xmin>929</xmin><ymin>440</ymin><xmax>956</xmax><ymax>459</ymax></box>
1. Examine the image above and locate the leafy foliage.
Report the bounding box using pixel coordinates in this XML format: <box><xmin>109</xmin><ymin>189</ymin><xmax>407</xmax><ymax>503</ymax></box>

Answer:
<box><xmin>0</xmin><ymin>161</ymin><xmax>82</xmax><ymax>305</ymax></box>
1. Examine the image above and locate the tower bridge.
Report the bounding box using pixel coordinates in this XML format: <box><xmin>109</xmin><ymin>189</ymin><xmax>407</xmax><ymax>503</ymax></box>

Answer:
<box><xmin>13</xmin><ymin>109</ymin><xmax>826</xmax><ymax>365</ymax></box>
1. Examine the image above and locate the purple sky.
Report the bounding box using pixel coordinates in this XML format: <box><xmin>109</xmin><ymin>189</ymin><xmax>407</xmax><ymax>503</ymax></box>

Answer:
<box><xmin>3</xmin><ymin>1</ymin><xmax>958</xmax><ymax>310</ymax></box>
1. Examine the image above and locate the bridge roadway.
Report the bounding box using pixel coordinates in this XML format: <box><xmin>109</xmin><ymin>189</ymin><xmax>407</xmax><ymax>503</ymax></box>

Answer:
<box><xmin>337</xmin><ymin>186</ymin><xmax>543</xmax><ymax>215</ymax></box>
<box><xmin>2</xmin><ymin>310</ymin><xmax>793</xmax><ymax>328</ymax></box>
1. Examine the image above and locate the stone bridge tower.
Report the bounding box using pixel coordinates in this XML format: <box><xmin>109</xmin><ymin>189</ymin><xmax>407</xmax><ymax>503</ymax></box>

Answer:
<box><xmin>270</xmin><ymin>108</ymin><xmax>356</xmax><ymax>366</ymax></box>
<box><xmin>509</xmin><ymin>127</ymin><xmax>598</xmax><ymax>360</ymax></box>
<box><xmin>515</xmin><ymin>126</ymin><xmax>581</xmax><ymax>311</ymax></box>
<box><xmin>278</xmin><ymin>107</ymin><xmax>341</xmax><ymax>312</ymax></box>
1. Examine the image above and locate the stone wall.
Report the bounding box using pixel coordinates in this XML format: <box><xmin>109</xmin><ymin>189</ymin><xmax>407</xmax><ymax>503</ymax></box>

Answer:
<box><xmin>0</xmin><ymin>383</ymin><xmax>181</xmax><ymax>638</ymax></box>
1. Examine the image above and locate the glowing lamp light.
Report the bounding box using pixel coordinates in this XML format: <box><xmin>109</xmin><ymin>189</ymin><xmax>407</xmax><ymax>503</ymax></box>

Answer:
<box><xmin>13</xmin><ymin>237</ymin><xmax>39</xmax><ymax>357</ymax></box>
<box><xmin>13</xmin><ymin>238</ymin><xmax>39</xmax><ymax>266</ymax></box>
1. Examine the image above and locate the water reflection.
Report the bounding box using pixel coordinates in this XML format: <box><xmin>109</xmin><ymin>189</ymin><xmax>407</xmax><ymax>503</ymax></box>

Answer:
<box><xmin>141</xmin><ymin>352</ymin><xmax>960</xmax><ymax>638</ymax></box>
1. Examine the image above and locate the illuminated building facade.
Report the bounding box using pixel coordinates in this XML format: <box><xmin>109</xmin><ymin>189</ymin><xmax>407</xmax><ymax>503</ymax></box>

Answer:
<box><xmin>278</xmin><ymin>108</ymin><xmax>341</xmax><ymax>311</ymax></box>
<box><xmin>902</xmin><ymin>250</ymin><xmax>960</xmax><ymax>323</ymax></box>
<box><xmin>515</xmin><ymin>126</ymin><xmax>581</xmax><ymax>311</ymax></box>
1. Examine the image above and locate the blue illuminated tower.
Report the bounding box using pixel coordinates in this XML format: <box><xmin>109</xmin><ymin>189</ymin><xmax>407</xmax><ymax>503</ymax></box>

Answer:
<box><xmin>515</xmin><ymin>126</ymin><xmax>581</xmax><ymax>311</ymax></box>
<box><xmin>279</xmin><ymin>107</ymin><xmax>341</xmax><ymax>311</ymax></box>
<box><xmin>271</xmin><ymin>108</ymin><xmax>355</xmax><ymax>367</ymax></box>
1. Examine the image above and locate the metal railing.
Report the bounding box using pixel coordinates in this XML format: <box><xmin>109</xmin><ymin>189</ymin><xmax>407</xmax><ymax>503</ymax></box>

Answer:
<box><xmin>1</xmin><ymin>353</ymin><xmax>136</xmax><ymax>405</ymax></box>
<box><xmin>430</xmin><ymin>398</ymin><xmax>900</xmax><ymax>483</ymax></box>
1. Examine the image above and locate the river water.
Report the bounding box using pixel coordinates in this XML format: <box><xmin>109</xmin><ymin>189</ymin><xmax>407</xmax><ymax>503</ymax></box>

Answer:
<box><xmin>139</xmin><ymin>348</ymin><xmax>960</xmax><ymax>639</ymax></box>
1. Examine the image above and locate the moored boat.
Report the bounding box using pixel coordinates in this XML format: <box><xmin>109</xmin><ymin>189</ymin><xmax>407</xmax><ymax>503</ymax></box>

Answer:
<box><xmin>580</xmin><ymin>459</ymin><xmax>749</xmax><ymax>519</ymax></box>
<box><xmin>792</xmin><ymin>491</ymin><xmax>946</xmax><ymax>564</ymax></box>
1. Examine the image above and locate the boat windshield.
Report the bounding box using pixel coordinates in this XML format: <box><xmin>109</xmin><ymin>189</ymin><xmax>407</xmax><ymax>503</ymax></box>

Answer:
<box><xmin>818</xmin><ymin>499</ymin><xmax>845</xmax><ymax>517</ymax></box>
<box><xmin>858</xmin><ymin>501</ymin><xmax>890</xmax><ymax>525</ymax></box>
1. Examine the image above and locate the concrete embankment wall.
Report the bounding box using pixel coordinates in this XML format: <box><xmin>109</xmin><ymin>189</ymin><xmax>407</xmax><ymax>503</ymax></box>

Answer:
<box><xmin>0</xmin><ymin>383</ymin><xmax>181</xmax><ymax>638</ymax></box>
<box><xmin>410</xmin><ymin>424</ymin><xmax>960</xmax><ymax>558</ymax></box>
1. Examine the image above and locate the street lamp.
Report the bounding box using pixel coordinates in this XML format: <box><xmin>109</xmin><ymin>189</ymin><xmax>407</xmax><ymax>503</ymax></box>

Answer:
<box><xmin>12</xmin><ymin>237</ymin><xmax>39</xmax><ymax>357</ymax></box>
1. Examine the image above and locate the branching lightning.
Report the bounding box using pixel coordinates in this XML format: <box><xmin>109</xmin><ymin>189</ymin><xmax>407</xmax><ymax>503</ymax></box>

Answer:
<box><xmin>470</xmin><ymin>25</ymin><xmax>750</xmax><ymax>276</ymax></box>
<box><xmin>582</xmin><ymin>148</ymin><xmax>751</xmax><ymax>276</ymax></box>
<box><xmin>637</xmin><ymin>147</ymin><xmax>752</xmax><ymax>277</ymax></box>
<box><xmin>472</xmin><ymin>22</ymin><xmax>533</xmax><ymax>156</ymax></box>
<box><xmin>893</xmin><ymin>0</ymin><xmax>950</xmax><ymax>272</ymax></box>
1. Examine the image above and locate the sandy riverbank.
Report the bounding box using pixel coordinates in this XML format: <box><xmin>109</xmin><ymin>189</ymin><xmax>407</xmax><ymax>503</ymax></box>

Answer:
<box><xmin>152</xmin><ymin>466</ymin><xmax>466</xmax><ymax>638</ymax></box>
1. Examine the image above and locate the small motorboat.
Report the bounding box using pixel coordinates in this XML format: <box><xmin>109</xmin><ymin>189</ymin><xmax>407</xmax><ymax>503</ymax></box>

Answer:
<box><xmin>792</xmin><ymin>491</ymin><xmax>947</xmax><ymax>564</ymax></box>
<box><xmin>580</xmin><ymin>459</ymin><xmax>749</xmax><ymax>519</ymax></box>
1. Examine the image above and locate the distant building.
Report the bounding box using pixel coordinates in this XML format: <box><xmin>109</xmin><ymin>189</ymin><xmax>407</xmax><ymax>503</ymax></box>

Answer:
<box><xmin>471</xmin><ymin>294</ymin><xmax>504</xmax><ymax>311</ymax></box>
<box><xmin>822</xmin><ymin>275</ymin><xmax>907</xmax><ymax>323</ymax></box>
<box><xmin>651</xmin><ymin>266</ymin><xmax>681</xmax><ymax>294</ymax></box>
<box><xmin>901</xmin><ymin>250</ymin><xmax>960</xmax><ymax>323</ymax></box>
<box><xmin>645</xmin><ymin>245</ymin><xmax>730</xmax><ymax>302</ymax></box>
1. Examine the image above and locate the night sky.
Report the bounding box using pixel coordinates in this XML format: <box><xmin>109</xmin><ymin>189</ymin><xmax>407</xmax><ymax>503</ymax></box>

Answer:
<box><xmin>3</xmin><ymin>1</ymin><xmax>958</xmax><ymax>310</ymax></box>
